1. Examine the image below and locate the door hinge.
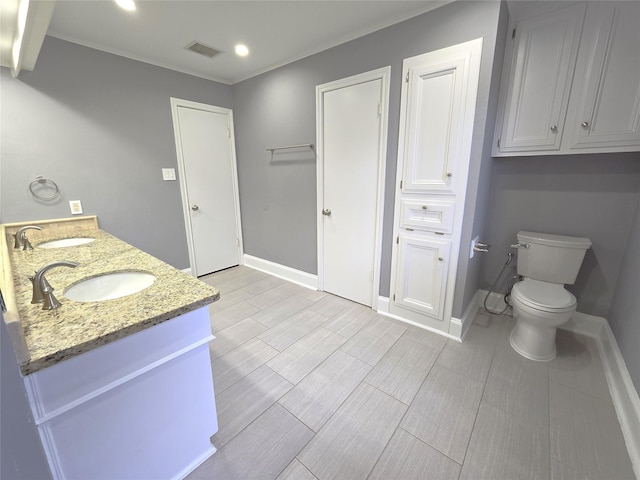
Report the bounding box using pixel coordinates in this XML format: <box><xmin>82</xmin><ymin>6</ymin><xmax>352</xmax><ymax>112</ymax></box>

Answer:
<box><xmin>400</xmin><ymin>180</ymin><xmax>403</xmax><ymax>190</ymax></box>
<box><xmin>396</xmin><ymin>236</ymin><xmax>399</xmax><ymax>244</ymax></box>
<box><xmin>405</xmin><ymin>71</ymin><xmax>409</xmax><ymax>83</ymax></box>
<box><xmin>393</xmin><ymin>294</ymin><xmax>396</xmax><ymax>301</ymax></box>
<box><xmin>512</xmin><ymin>28</ymin><xmax>516</xmax><ymax>39</ymax></box>
<box><xmin>497</xmin><ymin>138</ymin><xmax>501</xmax><ymax>148</ymax></box>
<box><xmin>227</xmin><ymin>128</ymin><xmax>231</xmax><ymax>138</ymax></box>
<box><xmin>377</xmin><ymin>103</ymin><xmax>382</xmax><ymax>118</ymax></box>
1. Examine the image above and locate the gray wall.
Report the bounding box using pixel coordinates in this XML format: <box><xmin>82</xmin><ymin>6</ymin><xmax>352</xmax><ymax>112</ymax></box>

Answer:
<box><xmin>609</xmin><ymin>194</ymin><xmax>640</xmax><ymax>392</ymax></box>
<box><xmin>480</xmin><ymin>154</ymin><xmax>640</xmax><ymax>317</ymax></box>
<box><xmin>1</xmin><ymin>37</ymin><xmax>233</xmax><ymax>268</ymax></box>
<box><xmin>1</xmin><ymin>312</ymin><xmax>53</xmax><ymax>480</ymax></box>
<box><xmin>232</xmin><ymin>1</ymin><xmax>504</xmax><ymax>317</ymax></box>
<box><xmin>453</xmin><ymin>0</ymin><xmax>509</xmax><ymax>317</ymax></box>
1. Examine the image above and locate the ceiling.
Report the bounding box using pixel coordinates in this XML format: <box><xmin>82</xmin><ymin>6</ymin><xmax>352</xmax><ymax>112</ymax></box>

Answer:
<box><xmin>45</xmin><ymin>0</ymin><xmax>450</xmax><ymax>85</ymax></box>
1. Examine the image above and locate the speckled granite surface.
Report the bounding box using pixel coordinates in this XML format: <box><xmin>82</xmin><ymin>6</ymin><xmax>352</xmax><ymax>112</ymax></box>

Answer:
<box><xmin>3</xmin><ymin>223</ymin><xmax>219</xmax><ymax>375</ymax></box>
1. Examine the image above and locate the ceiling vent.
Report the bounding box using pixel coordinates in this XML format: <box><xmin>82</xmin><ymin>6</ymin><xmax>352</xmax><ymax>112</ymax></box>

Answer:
<box><xmin>184</xmin><ymin>41</ymin><xmax>222</xmax><ymax>59</ymax></box>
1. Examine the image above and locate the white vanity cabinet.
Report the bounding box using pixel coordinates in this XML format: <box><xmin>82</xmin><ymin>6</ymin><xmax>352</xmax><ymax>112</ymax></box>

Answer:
<box><xmin>493</xmin><ymin>1</ymin><xmax>640</xmax><ymax>156</ymax></box>
<box><xmin>23</xmin><ymin>307</ymin><xmax>217</xmax><ymax>480</ymax></box>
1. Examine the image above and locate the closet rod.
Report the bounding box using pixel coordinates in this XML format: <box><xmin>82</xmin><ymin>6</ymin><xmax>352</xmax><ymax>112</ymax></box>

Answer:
<box><xmin>266</xmin><ymin>143</ymin><xmax>314</xmax><ymax>152</ymax></box>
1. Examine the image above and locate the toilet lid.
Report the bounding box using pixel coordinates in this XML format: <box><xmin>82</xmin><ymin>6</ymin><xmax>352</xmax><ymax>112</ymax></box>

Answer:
<box><xmin>512</xmin><ymin>280</ymin><xmax>576</xmax><ymax>312</ymax></box>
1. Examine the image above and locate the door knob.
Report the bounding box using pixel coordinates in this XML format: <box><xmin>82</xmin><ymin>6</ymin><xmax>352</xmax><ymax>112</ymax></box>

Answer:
<box><xmin>191</xmin><ymin>205</ymin><xmax>199</xmax><ymax>211</ymax></box>
<box><xmin>322</xmin><ymin>209</ymin><xmax>331</xmax><ymax>216</ymax></box>
<box><xmin>581</xmin><ymin>121</ymin><xmax>590</xmax><ymax>129</ymax></box>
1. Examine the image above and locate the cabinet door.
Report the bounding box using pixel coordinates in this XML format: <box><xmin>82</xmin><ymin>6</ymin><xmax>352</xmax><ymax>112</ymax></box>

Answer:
<box><xmin>568</xmin><ymin>2</ymin><xmax>640</xmax><ymax>150</ymax></box>
<box><xmin>498</xmin><ymin>4</ymin><xmax>585</xmax><ymax>152</ymax></box>
<box><xmin>400</xmin><ymin>44</ymin><xmax>480</xmax><ymax>195</ymax></box>
<box><xmin>394</xmin><ymin>235</ymin><xmax>450</xmax><ymax>320</ymax></box>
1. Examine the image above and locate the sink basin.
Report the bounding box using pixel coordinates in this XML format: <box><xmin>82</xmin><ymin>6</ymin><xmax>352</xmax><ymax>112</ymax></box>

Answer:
<box><xmin>64</xmin><ymin>272</ymin><xmax>156</xmax><ymax>302</ymax></box>
<box><xmin>38</xmin><ymin>237</ymin><xmax>95</xmax><ymax>249</ymax></box>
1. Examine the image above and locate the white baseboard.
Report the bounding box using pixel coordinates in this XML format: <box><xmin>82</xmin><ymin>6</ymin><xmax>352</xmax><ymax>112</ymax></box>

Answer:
<box><xmin>451</xmin><ymin>290</ymin><xmax>483</xmax><ymax>340</ymax></box>
<box><xmin>561</xmin><ymin>313</ymin><xmax>640</xmax><ymax>479</ymax></box>
<box><xmin>377</xmin><ymin>296</ymin><xmax>461</xmax><ymax>342</ymax></box>
<box><xmin>181</xmin><ymin>267</ymin><xmax>193</xmax><ymax>277</ymax></box>
<box><xmin>243</xmin><ymin>254</ymin><xmax>318</xmax><ymax>291</ymax></box>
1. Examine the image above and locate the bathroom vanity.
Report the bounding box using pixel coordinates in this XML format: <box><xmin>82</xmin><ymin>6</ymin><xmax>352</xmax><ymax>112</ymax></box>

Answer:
<box><xmin>0</xmin><ymin>217</ymin><xmax>220</xmax><ymax>480</ymax></box>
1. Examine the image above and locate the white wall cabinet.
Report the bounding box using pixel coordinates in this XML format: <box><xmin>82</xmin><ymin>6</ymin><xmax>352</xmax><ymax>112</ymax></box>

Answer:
<box><xmin>389</xmin><ymin>38</ymin><xmax>482</xmax><ymax>333</ymax></box>
<box><xmin>493</xmin><ymin>1</ymin><xmax>640</xmax><ymax>156</ymax></box>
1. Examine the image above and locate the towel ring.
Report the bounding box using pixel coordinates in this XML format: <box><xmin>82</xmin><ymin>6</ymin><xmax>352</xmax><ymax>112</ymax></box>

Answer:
<box><xmin>29</xmin><ymin>176</ymin><xmax>60</xmax><ymax>201</ymax></box>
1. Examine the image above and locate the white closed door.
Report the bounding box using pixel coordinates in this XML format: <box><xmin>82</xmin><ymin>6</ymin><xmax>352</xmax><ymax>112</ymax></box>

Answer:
<box><xmin>318</xmin><ymin>71</ymin><xmax>388</xmax><ymax>307</ymax></box>
<box><xmin>172</xmin><ymin>101</ymin><xmax>242</xmax><ymax>276</ymax></box>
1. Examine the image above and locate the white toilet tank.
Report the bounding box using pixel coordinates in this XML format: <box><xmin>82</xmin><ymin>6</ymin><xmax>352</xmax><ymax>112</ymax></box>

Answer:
<box><xmin>516</xmin><ymin>231</ymin><xmax>591</xmax><ymax>285</ymax></box>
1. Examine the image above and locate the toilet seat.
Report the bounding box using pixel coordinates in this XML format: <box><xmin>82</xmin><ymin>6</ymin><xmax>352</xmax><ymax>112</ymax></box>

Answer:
<box><xmin>511</xmin><ymin>280</ymin><xmax>576</xmax><ymax>313</ymax></box>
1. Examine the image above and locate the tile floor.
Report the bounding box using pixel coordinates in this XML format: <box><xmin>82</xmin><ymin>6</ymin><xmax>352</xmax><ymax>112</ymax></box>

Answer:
<box><xmin>187</xmin><ymin>266</ymin><xmax>635</xmax><ymax>480</ymax></box>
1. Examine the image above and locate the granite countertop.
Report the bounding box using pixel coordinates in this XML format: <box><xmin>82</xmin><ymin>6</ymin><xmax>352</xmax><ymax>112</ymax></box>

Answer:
<box><xmin>3</xmin><ymin>221</ymin><xmax>220</xmax><ymax>375</ymax></box>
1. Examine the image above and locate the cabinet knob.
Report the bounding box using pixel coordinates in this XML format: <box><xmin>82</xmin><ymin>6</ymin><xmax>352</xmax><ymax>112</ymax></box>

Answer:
<box><xmin>581</xmin><ymin>121</ymin><xmax>590</xmax><ymax>129</ymax></box>
<box><xmin>550</xmin><ymin>125</ymin><xmax>558</xmax><ymax>133</ymax></box>
<box><xmin>446</xmin><ymin>172</ymin><xmax>453</xmax><ymax>178</ymax></box>
<box><xmin>438</xmin><ymin>257</ymin><xmax>444</xmax><ymax>262</ymax></box>
<box><xmin>421</xmin><ymin>205</ymin><xmax>428</xmax><ymax>210</ymax></box>
<box><xmin>191</xmin><ymin>205</ymin><xmax>199</xmax><ymax>211</ymax></box>
<box><xmin>322</xmin><ymin>209</ymin><xmax>331</xmax><ymax>216</ymax></box>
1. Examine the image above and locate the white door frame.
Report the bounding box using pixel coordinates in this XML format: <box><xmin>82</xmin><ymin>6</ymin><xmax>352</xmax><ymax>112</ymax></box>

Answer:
<box><xmin>315</xmin><ymin>67</ymin><xmax>390</xmax><ymax>309</ymax></box>
<box><xmin>170</xmin><ymin>97</ymin><xmax>244</xmax><ymax>277</ymax></box>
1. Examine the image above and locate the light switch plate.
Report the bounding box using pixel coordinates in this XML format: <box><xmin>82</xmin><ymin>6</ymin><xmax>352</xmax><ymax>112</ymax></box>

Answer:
<box><xmin>162</xmin><ymin>168</ymin><xmax>176</xmax><ymax>181</ymax></box>
<box><xmin>69</xmin><ymin>200</ymin><xmax>83</xmax><ymax>215</ymax></box>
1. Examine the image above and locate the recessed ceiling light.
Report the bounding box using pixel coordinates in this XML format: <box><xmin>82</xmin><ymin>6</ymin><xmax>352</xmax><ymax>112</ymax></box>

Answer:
<box><xmin>235</xmin><ymin>44</ymin><xmax>249</xmax><ymax>57</ymax></box>
<box><xmin>115</xmin><ymin>0</ymin><xmax>136</xmax><ymax>12</ymax></box>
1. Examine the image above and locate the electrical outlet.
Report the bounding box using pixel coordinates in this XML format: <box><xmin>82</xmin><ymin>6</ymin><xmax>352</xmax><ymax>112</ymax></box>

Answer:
<box><xmin>69</xmin><ymin>200</ymin><xmax>83</xmax><ymax>215</ymax></box>
<box><xmin>162</xmin><ymin>168</ymin><xmax>176</xmax><ymax>181</ymax></box>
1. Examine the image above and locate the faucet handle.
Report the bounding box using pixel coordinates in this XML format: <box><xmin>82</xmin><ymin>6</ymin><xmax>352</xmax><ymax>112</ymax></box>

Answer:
<box><xmin>30</xmin><ymin>273</ymin><xmax>53</xmax><ymax>304</ymax></box>
<box><xmin>41</xmin><ymin>285</ymin><xmax>62</xmax><ymax>311</ymax></box>
<box><xmin>21</xmin><ymin>233</ymin><xmax>35</xmax><ymax>251</ymax></box>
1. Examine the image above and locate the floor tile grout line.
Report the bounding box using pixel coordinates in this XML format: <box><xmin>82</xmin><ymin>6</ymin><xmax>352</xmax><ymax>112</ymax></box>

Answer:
<box><xmin>361</xmin><ymin>381</ymin><xmax>411</xmax><ymax>480</ymax></box>
<box><xmin>451</xmin><ymin>336</ymin><xmax>498</xmax><ymax>469</ymax></box>
<box><xmin>276</xmin><ymin>349</ymin><xmax>375</xmax><ymax>435</ymax></box>
<box><xmin>212</xmin><ymin>364</ymin><xmax>295</xmax><ymax>451</ymax></box>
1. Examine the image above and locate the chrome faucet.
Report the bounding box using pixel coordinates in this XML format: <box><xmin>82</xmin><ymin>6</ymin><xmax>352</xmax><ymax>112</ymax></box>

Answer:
<box><xmin>14</xmin><ymin>225</ymin><xmax>43</xmax><ymax>251</ymax></box>
<box><xmin>31</xmin><ymin>261</ymin><xmax>79</xmax><ymax>310</ymax></box>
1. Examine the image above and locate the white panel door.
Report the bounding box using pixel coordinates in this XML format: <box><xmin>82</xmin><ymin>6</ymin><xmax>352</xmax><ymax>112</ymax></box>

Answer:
<box><xmin>568</xmin><ymin>1</ymin><xmax>640</xmax><ymax>149</ymax></box>
<box><xmin>395</xmin><ymin>235</ymin><xmax>450</xmax><ymax>320</ymax></box>
<box><xmin>320</xmin><ymin>75</ymin><xmax>385</xmax><ymax>307</ymax></box>
<box><xmin>498</xmin><ymin>3</ymin><xmax>585</xmax><ymax>152</ymax></box>
<box><xmin>174</xmin><ymin>103</ymin><xmax>242</xmax><ymax>276</ymax></box>
<box><xmin>402</xmin><ymin>64</ymin><xmax>463</xmax><ymax>194</ymax></box>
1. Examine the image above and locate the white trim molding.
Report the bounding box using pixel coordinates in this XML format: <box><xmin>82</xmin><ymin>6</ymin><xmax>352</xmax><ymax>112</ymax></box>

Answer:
<box><xmin>243</xmin><ymin>254</ymin><xmax>318</xmax><ymax>291</ymax></box>
<box><xmin>377</xmin><ymin>296</ymin><xmax>462</xmax><ymax>343</ymax></box>
<box><xmin>450</xmin><ymin>289</ymin><xmax>484</xmax><ymax>340</ymax></box>
<box><xmin>562</xmin><ymin>313</ymin><xmax>640</xmax><ymax>479</ymax></box>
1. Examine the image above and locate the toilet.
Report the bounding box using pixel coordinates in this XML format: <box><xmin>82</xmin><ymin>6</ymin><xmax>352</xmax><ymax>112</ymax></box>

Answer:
<box><xmin>509</xmin><ymin>231</ymin><xmax>591</xmax><ymax>361</ymax></box>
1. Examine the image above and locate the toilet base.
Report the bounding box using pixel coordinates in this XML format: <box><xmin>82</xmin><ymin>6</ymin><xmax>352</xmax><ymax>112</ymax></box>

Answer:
<box><xmin>509</xmin><ymin>319</ymin><xmax>558</xmax><ymax>362</ymax></box>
